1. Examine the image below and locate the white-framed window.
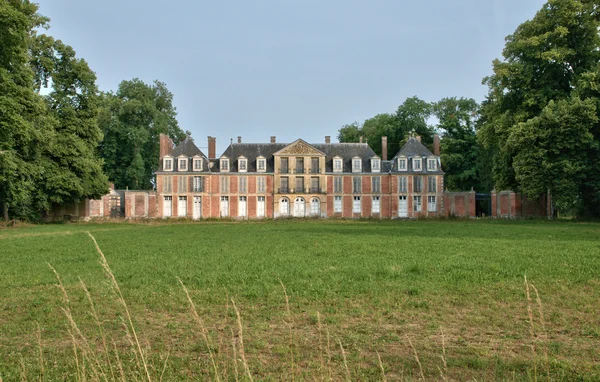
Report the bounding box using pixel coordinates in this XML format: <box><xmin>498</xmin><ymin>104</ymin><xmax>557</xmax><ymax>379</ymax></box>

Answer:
<box><xmin>179</xmin><ymin>158</ymin><xmax>188</xmax><ymax>171</ymax></box>
<box><xmin>371</xmin><ymin>158</ymin><xmax>380</xmax><ymax>173</ymax></box>
<box><xmin>220</xmin><ymin>158</ymin><xmax>230</xmax><ymax>172</ymax></box>
<box><xmin>192</xmin><ymin>176</ymin><xmax>204</xmax><ymax>192</ymax></box>
<box><xmin>353</xmin><ymin>196</ymin><xmax>361</xmax><ymax>213</ymax></box>
<box><xmin>398</xmin><ymin>176</ymin><xmax>407</xmax><ymax>193</ymax></box>
<box><xmin>428</xmin><ymin>158</ymin><xmax>437</xmax><ymax>171</ymax></box>
<box><xmin>352</xmin><ymin>176</ymin><xmax>361</xmax><ymax>193</ymax></box>
<box><xmin>428</xmin><ymin>196</ymin><xmax>437</xmax><ymax>212</ymax></box>
<box><xmin>428</xmin><ymin>176</ymin><xmax>437</xmax><ymax>193</ymax></box>
<box><xmin>372</xmin><ymin>176</ymin><xmax>381</xmax><ymax>193</ymax></box>
<box><xmin>193</xmin><ymin>157</ymin><xmax>203</xmax><ymax>171</ymax></box>
<box><xmin>311</xmin><ymin>198</ymin><xmax>320</xmax><ymax>216</ymax></box>
<box><xmin>413</xmin><ymin>195</ymin><xmax>422</xmax><ymax>212</ymax></box>
<box><xmin>333</xmin><ymin>158</ymin><xmax>343</xmax><ymax>173</ymax></box>
<box><xmin>413</xmin><ymin>158</ymin><xmax>422</xmax><ymax>171</ymax></box>
<box><xmin>372</xmin><ymin>196</ymin><xmax>380</xmax><ymax>214</ymax></box>
<box><xmin>238</xmin><ymin>196</ymin><xmax>247</xmax><ymax>217</ymax></box>
<box><xmin>280</xmin><ymin>198</ymin><xmax>289</xmax><ymax>215</ymax></box>
<box><xmin>257</xmin><ymin>176</ymin><xmax>266</xmax><ymax>193</ymax></box>
<box><xmin>257</xmin><ymin>157</ymin><xmax>266</xmax><ymax>172</ymax></box>
<box><xmin>178</xmin><ymin>196</ymin><xmax>187</xmax><ymax>217</ymax></box>
<box><xmin>257</xmin><ymin>196</ymin><xmax>266</xmax><ymax>217</ymax></box>
<box><xmin>220</xmin><ymin>176</ymin><xmax>229</xmax><ymax>193</ymax></box>
<box><xmin>352</xmin><ymin>157</ymin><xmax>362</xmax><ymax>173</ymax></box>
<box><xmin>238</xmin><ymin>157</ymin><xmax>247</xmax><ymax>172</ymax></box>
<box><xmin>163</xmin><ymin>176</ymin><xmax>172</xmax><ymax>193</ymax></box>
<box><xmin>163</xmin><ymin>157</ymin><xmax>173</xmax><ymax>172</ymax></box>
<box><xmin>398</xmin><ymin>157</ymin><xmax>407</xmax><ymax>171</ymax></box>
<box><xmin>220</xmin><ymin>196</ymin><xmax>229</xmax><ymax>217</ymax></box>
<box><xmin>334</xmin><ymin>196</ymin><xmax>342</xmax><ymax>213</ymax></box>
<box><xmin>413</xmin><ymin>176</ymin><xmax>422</xmax><ymax>193</ymax></box>
<box><xmin>239</xmin><ymin>176</ymin><xmax>247</xmax><ymax>193</ymax></box>
<box><xmin>178</xmin><ymin>176</ymin><xmax>187</xmax><ymax>193</ymax></box>
<box><xmin>334</xmin><ymin>177</ymin><xmax>343</xmax><ymax>193</ymax></box>
<box><xmin>163</xmin><ymin>196</ymin><xmax>172</xmax><ymax>217</ymax></box>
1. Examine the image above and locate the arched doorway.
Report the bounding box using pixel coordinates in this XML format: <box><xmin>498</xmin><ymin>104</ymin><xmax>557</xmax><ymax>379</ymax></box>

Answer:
<box><xmin>279</xmin><ymin>198</ymin><xmax>289</xmax><ymax>216</ymax></box>
<box><xmin>293</xmin><ymin>197</ymin><xmax>305</xmax><ymax>217</ymax></box>
<box><xmin>310</xmin><ymin>197</ymin><xmax>320</xmax><ymax>216</ymax></box>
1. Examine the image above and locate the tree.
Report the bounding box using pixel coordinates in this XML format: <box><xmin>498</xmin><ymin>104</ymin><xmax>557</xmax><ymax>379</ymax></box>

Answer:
<box><xmin>99</xmin><ymin>79</ymin><xmax>185</xmax><ymax>190</ymax></box>
<box><xmin>480</xmin><ymin>0</ymin><xmax>600</xmax><ymax>216</ymax></box>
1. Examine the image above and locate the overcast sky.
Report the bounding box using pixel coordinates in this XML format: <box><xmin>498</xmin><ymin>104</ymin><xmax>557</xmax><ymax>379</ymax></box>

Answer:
<box><xmin>36</xmin><ymin>0</ymin><xmax>545</xmax><ymax>153</ymax></box>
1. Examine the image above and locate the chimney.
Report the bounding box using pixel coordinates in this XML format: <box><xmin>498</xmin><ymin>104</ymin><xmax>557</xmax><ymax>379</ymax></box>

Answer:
<box><xmin>237</xmin><ymin>136</ymin><xmax>242</xmax><ymax>144</ymax></box>
<box><xmin>159</xmin><ymin>133</ymin><xmax>173</xmax><ymax>158</ymax></box>
<box><xmin>381</xmin><ymin>136</ymin><xmax>388</xmax><ymax>161</ymax></box>
<box><xmin>416</xmin><ymin>135</ymin><xmax>421</xmax><ymax>143</ymax></box>
<box><xmin>359</xmin><ymin>136</ymin><xmax>363</xmax><ymax>143</ymax></box>
<box><xmin>325</xmin><ymin>136</ymin><xmax>331</xmax><ymax>144</ymax></box>
<box><xmin>433</xmin><ymin>134</ymin><xmax>440</xmax><ymax>156</ymax></box>
<box><xmin>270</xmin><ymin>136</ymin><xmax>276</xmax><ymax>143</ymax></box>
<box><xmin>208</xmin><ymin>136</ymin><xmax>216</xmax><ymax>159</ymax></box>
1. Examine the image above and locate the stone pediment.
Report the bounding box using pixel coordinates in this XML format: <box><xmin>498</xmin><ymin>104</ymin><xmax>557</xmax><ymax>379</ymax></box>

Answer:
<box><xmin>275</xmin><ymin>139</ymin><xmax>325</xmax><ymax>156</ymax></box>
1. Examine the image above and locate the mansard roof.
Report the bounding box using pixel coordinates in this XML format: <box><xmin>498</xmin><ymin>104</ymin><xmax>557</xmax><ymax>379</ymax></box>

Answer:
<box><xmin>394</xmin><ymin>136</ymin><xmax>435</xmax><ymax>158</ymax></box>
<box><xmin>220</xmin><ymin>143</ymin><xmax>286</xmax><ymax>172</ymax></box>
<box><xmin>312</xmin><ymin>143</ymin><xmax>377</xmax><ymax>172</ymax></box>
<box><xmin>389</xmin><ymin>136</ymin><xmax>444</xmax><ymax>174</ymax></box>
<box><xmin>158</xmin><ymin>136</ymin><xmax>210</xmax><ymax>172</ymax></box>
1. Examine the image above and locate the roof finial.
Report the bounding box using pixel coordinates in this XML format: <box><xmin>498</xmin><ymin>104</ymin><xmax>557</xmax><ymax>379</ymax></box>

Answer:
<box><xmin>185</xmin><ymin>130</ymin><xmax>192</xmax><ymax>136</ymax></box>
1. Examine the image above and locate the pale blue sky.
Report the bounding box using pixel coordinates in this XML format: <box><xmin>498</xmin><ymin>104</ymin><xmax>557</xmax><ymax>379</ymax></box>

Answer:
<box><xmin>37</xmin><ymin>0</ymin><xmax>545</xmax><ymax>153</ymax></box>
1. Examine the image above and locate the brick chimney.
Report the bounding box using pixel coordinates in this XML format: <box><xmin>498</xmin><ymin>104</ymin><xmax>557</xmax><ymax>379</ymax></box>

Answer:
<box><xmin>381</xmin><ymin>136</ymin><xmax>388</xmax><ymax>161</ymax></box>
<box><xmin>208</xmin><ymin>136</ymin><xmax>216</xmax><ymax>159</ymax></box>
<box><xmin>433</xmin><ymin>134</ymin><xmax>440</xmax><ymax>156</ymax></box>
<box><xmin>325</xmin><ymin>136</ymin><xmax>331</xmax><ymax>144</ymax></box>
<box><xmin>416</xmin><ymin>135</ymin><xmax>422</xmax><ymax>143</ymax></box>
<box><xmin>237</xmin><ymin>136</ymin><xmax>242</xmax><ymax>144</ymax></box>
<box><xmin>270</xmin><ymin>136</ymin><xmax>276</xmax><ymax>143</ymax></box>
<box><xmin>159</xmin><ymin>133</ymin><xmax>173</xmax><ymax>158</ymax></box>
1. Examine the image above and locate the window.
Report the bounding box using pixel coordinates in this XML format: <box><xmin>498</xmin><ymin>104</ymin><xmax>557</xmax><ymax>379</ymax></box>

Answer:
<box><xmin>295</xmin><ymin>177</ymin><xmax>304</xmax><ymax>192</ymax></box>
<box><xmin>192</xmin><ymin>176</ymin><xmax>204</xmax><ymax>192</ymax></box>
<box><xmin>220</xmin><ymin>158</ymin><xmax>229</xmax><ymax>172</ymax></box>
<box><xmin>193</xmin><ymin>158</ymin><xmax>202</xmax><ymax>171</ymax></box>
<box><xmin>280</xmin><ymin>198</ymin><xmax>289</xmax><ymax>215</ymax></box>
<box><xmin>372</xmin><ymin>177</ymin><xmax>381</xmax><ymax>193</ymax></box>
<box><xmin>295</xmin><ymin>158</ymin><xmax>304</xmax><ymax>174</ymax></box>
<box><xmin>311</xmin><ymin>198</ymin><xmax>320</xmax><ymax>215</ymax></box>
<box><xmin>280</xmin><ymin>157</ymin><xmax>289</xmax><ymax>173</ymax></box>
<box><xmin>178</xmin><ymin>196</ymin><xmax>187</xmax><ymax>217</ymax></box>
<box><xmin>257</xmin><ymin>176</ymin><xmax>266</xmax><ymax>193</ymax></box>
<box><xmin>238</xmin><ymin>196</ymin><xmax>247</xmax><ymax>217</ymax></box>
<box><xmin>333</xmin><ymin>158</ymin><xmax>343</xmax><ymax>173</ymax></box>
<box><xmin>413</xmin><ymin>158</ymin><xmax>422</xmax><ymax>171</ymax></box>
<box><xmin>163</xmin><ymin>196</ymin><xmax>172</xmax><ymax>217</ymax></box>
<box><xmin>334</xmin><ymin>196</ymin><xmax>342</xmax><ymax>213</ymax></box>
<box><xmin>398</xmin><ymin>176</ymin><xmax>407</xmax><ymax>193</ymax></box>
<box><xmin>220</xmin><ymin>196</ymin><xmax>229</xmax><ymax>217</ymax></box>
<box><xmin>257</xmin><ymin>196</ymin><xmax>266</xmax><ymax>217</ymax></box>
<box><xmin>428</xmin><ymin>176</ymin><xmax>437</xmax><ymax>193</ymax></box>
<box><xmin>257</xmin><ymin>157</ymin><xmax>266</xmax><ymax>172</ymax></box>
<box><xmin>371</xmin><ymin>158</ymin><xmax>380</xmax><ymax>172</ymax></box>
<box><xmin>163</xmin><ymin>176</ymin><xmax>172</xmax><ymax>193</ymax></box>
<box><xmin>239</xmin><ymin>176</ymin><xmax>247</xmax><ymax>193</ymax></box>
<box><xmin>220</xmin><ymin>176</ymin><xmax>229</xmax><ymax>193</ymax></box>
<box><xmin>238</xmin><ymin>158</ymin><xmax>247</xmax><ymax>172</ymax></box>
<box><xmin>413</xmin><ymin>195</ymin><xmax>422</xmax><ymax>212</ymax></box>
<box><xmin>352</xmin><ymin>176</ymin><xmax>361</xmax><ymax>193</ymax></box>
<box><xmin>428</xmin><ymin>158</ymin><xmax>437</xmax><ymax>171</ymax></box>
<box><xmin>372</xmin><ymin>196</ymin><xmax>380</xmax><ymax>214</ymax></box>
<box><xmin>428</xmin><ymin>196</ymin><xmax>437</xmax><ymax>212</ymax></box>
<box><xmin>311</xmin><ymin>177</ymin><xmax>319</xmax><ymax>193</ymax></box>
<box><xmin>179</xmin><ymin>158</ymin><xmax>188</xmax><ymax>171</ymax></box>
<box><xmin>413</xmin><ymin>176</ymin><xmax>422</xmax><ymax>193</ymax></box>
<box><xmin>398</xmin><ymin>158</ymin><xmax>407</xmax><ymax>171</ymax></box>
<box><xmin>178</xmin><ymin>176</ymin><xmax>187</xmax><ymax>193</ymax></box>
<box><xmin>163</xmin><ymin>158</ymin><xmax>173</xmax><ymax>171</ymax></box>
<box><xmin>334</xmin><ymin>177</ymin><xmax>343</xmax><ymax>193</ymax></box>
<box><xmin>280</xmin><ymin>177</ymin><xmax>289</xmax><ymax>193</ymax></box>
<box><xmin>353</xmin><ymin>196</ymin><xmax>361</xmax><ymax>213</ymax></box>
<box><xmin>352</xmin><ymin>158</ymin><xmax>362</xmax><ymax>173</ymax></box>
<box><xmin>311</xmin><ymin>157</ymin><xmax>319</xmax><ymax>173</ymax></box>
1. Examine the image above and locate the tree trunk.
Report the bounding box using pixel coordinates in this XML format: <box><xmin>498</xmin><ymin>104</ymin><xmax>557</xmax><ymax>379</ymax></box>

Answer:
<box><xmin>2</xmin><ymin>202</ymin><xmax>8</xmax><ymax>226</ymax></box>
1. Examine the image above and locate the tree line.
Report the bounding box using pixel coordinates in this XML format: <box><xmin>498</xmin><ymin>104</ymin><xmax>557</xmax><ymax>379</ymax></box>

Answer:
<box><xmin>338</xmin><ymin>0</ymin><xmax>600</xmax><ymax>217</ymax></box>
<box><xmin>0</xmin><ymin>1</ymin><xmax>185</xmax><ymax>221</ymax></box>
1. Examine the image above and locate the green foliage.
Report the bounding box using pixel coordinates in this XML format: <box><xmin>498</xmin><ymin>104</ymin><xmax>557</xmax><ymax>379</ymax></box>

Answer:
<box><xmin>98</xmin><ymin>79</ymin><xmax>185</xmax><ymax>190</ymax></box>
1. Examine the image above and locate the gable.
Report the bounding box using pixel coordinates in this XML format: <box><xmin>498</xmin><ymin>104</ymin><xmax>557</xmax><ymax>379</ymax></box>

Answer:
<box><xmin>274</xmin><ymin>139</ymin><xmax>325</xmax><ymax>156</ymax></box>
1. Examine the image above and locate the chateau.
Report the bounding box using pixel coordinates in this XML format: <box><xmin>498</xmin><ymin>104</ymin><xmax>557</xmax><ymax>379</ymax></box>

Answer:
<box><xmin>155</xmin><ymin>133</ymin><xmax>445</xmax><ymax>219</ymax></box>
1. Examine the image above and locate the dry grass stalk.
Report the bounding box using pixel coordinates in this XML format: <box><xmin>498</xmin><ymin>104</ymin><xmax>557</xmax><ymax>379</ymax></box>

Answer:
<box><xmin>36</xmin><ymin>322</ymin><xmax>44</xmax><ymax>382</ymax></box>
<box><xmin>121</xmin><ymin>319</ymin><xmax>142</xmax><ymax>374</ymax></box>
<box><xmin>406</xmin><ymin>335</ymin><xmax>425</xmax><ymax>381</ymax></box>
<box><xmin>325</xmin><ymin>325</ymin><xmax>333</xmax><ymax>381</ymax></box>
<box><xmin>112</xmin><ymin>340</ymin><xmax>126</xmax><ymax>382</ymax></box>
<box><xmin>531</xmin><ymin>284</ymin><xmax>550</xmax><ymax>381</ymax></box>
<box><xmin>376</xmin><ymin>350</ymin><xmax>387</xmax><ymax>382</ymax></box>
<box><xmin>19</xmin><ymin>357</ymin><xmax>27</xmax><ymax>382</ymax></box>
<box><xmin>69</xmin><ymin>328</ymin><xmax>81</xmax><ymax>382</ymax></box>
<box><xmin>231</xmin><ymin>299</ymin><xmax>253</xmax><ymax>382</ymax></box>
<box><xmin>316</xmin><ymin>312</ymin><xmax>325</xmax><ymax>381</ymax></box>
<box><xmin>439</xmin><ymin>326</ymin><xmax>448</xmax><ymax>381</ymax></box>
<box><xmin>279</xmin><ymin>280</ymin><xmax>295</xmax><ymax>381</ymax></box>
<box><xmin>525</xmin><ymin>275</ymin><xmax>537</xmax><ymax>382</ymax></box>
<box><xmin>87</xmin><ymin>231</ymin><xmax>152</xmax><ymax>382</ymax></box>
<box><xmin>337</xmin><ymin>339</ymin><xmax>351</xmax><ymax>382</ymax></box>
<box><xmin>176</xmin><ymin>277</ymin><xmax>221</xmax><ymax>381</ymax></box>
<box><xmin>158</xmin><ymin>351</ymin><xmax>170</xmax><ymax>382</ymax></box>
<box><xmin>230</xmin><ymin>327</ymin><xmax>239</xmax><ymax>382</ymax></box>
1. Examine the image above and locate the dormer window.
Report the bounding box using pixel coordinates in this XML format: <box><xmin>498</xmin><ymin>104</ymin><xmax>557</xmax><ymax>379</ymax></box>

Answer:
<box><xmin>238</xmin><ymin>157</ymin><xmax>247</xmax><ymax>172</ymax></box>
<box><xmin>220</xmin><ymin>157</ymin><xmax>230</xmax><ymax>172</ymax></box>
<box><xmin>257</xmin><ymin>157</ymin><xmax>266</xmax><ymax>172</ymax></box>
<box><xmin>371</xmin><ymin>158</ymin><xmax>380</xmax><ymax>173</ymax></box>
<box><xmin>333</xmin><ymin>157</ymin><xmax>343</xmax><ymax>173</ymax></box>
<box><xmin>428</xmin><ymin>158</ymin><xmax>437</xmax><ymax>171</ymax></box>
<box><xmin>413</xmin><ymin>158</ymin><xmax>422</xmax><ymax>171</ymax></box>
<box><xmin>178</xmin><ymin>157</ymin><xmax>188</xmax><ymax>171</ymax></box>
<box><xmin>163</xmin><ymin>156</ymin><xmax>173</xmax><ymax>172</ymax></box>
<box><xmin>193</xmin><ymin>157</ymin><xmax>203</xmax><ymax>171</ymax></box>
<box><xmin>352</xmin><ymin>157</ymin><xmax>362</xmax><ymax>173</ymax></box>
<box><xmin>398</xmin><ymin>157</ymin><xmax>407</xmax><ymax>171</ymax></box>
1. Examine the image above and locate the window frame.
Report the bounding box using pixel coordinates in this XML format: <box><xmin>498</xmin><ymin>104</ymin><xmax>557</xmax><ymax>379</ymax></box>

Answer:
<box><xmin>352</xmin><ymin>157</ymin><xmax>362</xmax><ymax>173</ymax></box>
<box><xmin>398</xmin><ymin>176</ymin><xmax>407</xmax><ymax>193</ymax></box>
<box><xmin>371</xmin><ymin>157</ymin><xmax>381</xmax><ymax>173</ymax></box>
<box><xmin>398</xmin><ymin>157</ymin><xmax>407</xmax><ymax>171</ymax></box>
<box><xmin>334</xmin><ymin>176</ymin><xmax>343</xmax><ymax>193</ymax></box>
<box><xmin>352</xmin><ymin>196</ymin><xmax>361</xmax><ymax>213</ymax></box>
<box><xmin>163</xmin><ymin>156</ymin><xmax>173</xmax><ymax>172</ymax></box>
<box><xmin>220</xmin><ymin>157</ymin><xmax>230</xmax><ymax>172</ymax></box>
<box><xmin>372</xmin><ymin>176</ymin><xmax>381</xmax><ymax>193</ymax></box>
<box><xmin>334</xmin><ymin>196</ymin><xmax>342</xmax><ymax>213</ymax></box>
<box><xmin>257</xmin><ymin>176</ymin><xmax>266</xmax><ymax>193</ymax></box>
<box><xmin>257</xmin><ymin>156</ymin><xmax>266</xmax><ymax>173</ymax></box>
<box><xmin>192</xmin><ymin>176</ymin><xmax>204</xmax><ymax>193</ymax></box>
<box><xmin>193</xmin><ymin>156</ymin><xmax>203</xmax><ymax>171</ymax></box>
<box><xmin>413</xmin><ymin>158</ymin><xmax>422</xmax><ymax>171</ymax></box>
<box><xmin>178</xmin><ymin>156</ymin><xmax>188</xmax><ymax>171</ymax></box>
<box><xmin>333</xmin><ymin>157</ymin><xmax>343</xmax><ymax>173</ymax></box>
<box><xmin>427</xmin><ymin>195</ymin><xmax>437</xmax><ymax>212</ymax></box>
<box><xmin>239</xmin><ymin>176</ymin><xmax>247</xmax><ymax>193</ymax></box>
<box><xmin>428</xmin><ymin>158</ymin><xmax>437</xmax><ymax>171</ymax></box>
<box><xmin>413</xmin><ymin>176</ymin><xmax>422</xmax><ymax>193</ymax></box>
<box><xmin>413</xmin><ymin>195</ymin><xmax>422</xmax><ymax>212</ymax></box>
<box><xmin>428</xmin><ymin>176</ymin><xmax>437</xmax><ymax>193</ymax></box>
<box><xmin>372</xmin><ymin>196</ymin><xmax>380</xmax><ymax>214</ymax></box>
<box><xmin>238</xmin><ymin>157</ymin><xmax>248</xmax><ymax>173</ymax></box>
<box><xmin>352</xmin><ymin>176</ymin><xmax>362</xmax><ymax>193</ymax></box>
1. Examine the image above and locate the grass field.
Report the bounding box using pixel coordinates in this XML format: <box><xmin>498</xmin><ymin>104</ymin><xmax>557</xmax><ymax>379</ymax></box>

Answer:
<box><xmin>0</xmin><ymin>219</ymin><xmax>599</xmax><ymax>381</ymax></box>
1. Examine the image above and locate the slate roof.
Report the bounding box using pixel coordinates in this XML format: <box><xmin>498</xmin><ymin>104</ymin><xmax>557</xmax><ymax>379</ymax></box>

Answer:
<box><xmin>158</xmin><ymin>136</ymin><xmax>210</xmax><ymax>172</ymax></box>
<box><xmin>311</xmin><ymin>143</ymin><xmax>378</xmax><ymax>173</ymax></box>
<box><xmin>389</xmin><ymin>137</ymin><xmax>444</xmax><ymax>174</ymax></box>
<box><xmin>220</xmin><ymin>143</ymin><xmax>287</xmax><ymax>172</ymax></box>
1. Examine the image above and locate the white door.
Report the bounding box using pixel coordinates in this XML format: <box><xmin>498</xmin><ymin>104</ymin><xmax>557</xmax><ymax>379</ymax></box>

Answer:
<box><xmin>238</xmin><ymin>196</ymin><xmax>247</xmax><ymax>217</ymax></box>
<box><xmin>163</xmin><ymin>196</ymin><xmax>172</xmax><ymax>217</ymax></box>
<box><xmin>294</xmin><ymin>197</ymin><xmax>305</xmax><ymax>217</ymax></box>
<box><xmin>178</xmin><ymin>196</ymin><xmax>187</xmax><ymax>217</ymax></box>
<box><xmin>280</xmin><ymin>198</ymin><xmax>289</xmax><ymax>216</ymax></box>
<box><xmin>257</xmin><ymin>196</ymin><xmax>265</xmax><ymax>217</ymax></box>
<box><xmin>398</xmin><ymin>196</ymin><xmax>408</xmax><ymax>218</ymax></box>
<box><xmin>220</xmin><ymin>196</ymin><xmax>229</xmax><ymax>217</ymax></box>
<box><xmin>311</xmin><ymin>198</ymin><xmax>320</xmax><ymax>216</ymax></box>
<box><xmin>193</xmin><ymin>196</ymin><xmax>202</xmax><ymax>220</ymax></box>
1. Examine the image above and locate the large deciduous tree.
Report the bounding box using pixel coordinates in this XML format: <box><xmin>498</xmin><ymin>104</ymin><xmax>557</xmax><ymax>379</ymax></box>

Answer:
<box><xmin>480</xmin><ymin>0</ymin><xmax>600</xmax><ymax>216</ymax></box>
<box><xmin>98</xmin><ymin>79</ymin><xmax>185</xmax><ymax>190</ymax></box>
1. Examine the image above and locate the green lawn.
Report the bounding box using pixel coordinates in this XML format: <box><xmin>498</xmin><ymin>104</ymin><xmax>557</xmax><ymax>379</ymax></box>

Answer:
<box><xmin>1</xmin><ymin>219</ymin><xmax>599</xmax><ymax>381</ymax></box>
